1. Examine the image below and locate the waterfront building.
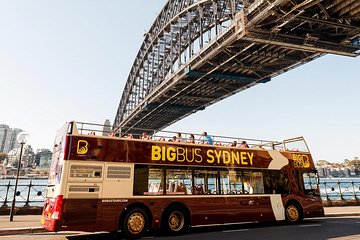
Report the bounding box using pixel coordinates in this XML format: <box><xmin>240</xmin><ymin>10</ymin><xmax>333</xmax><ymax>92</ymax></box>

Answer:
<box><xmin>7</xmin><ymin>145</ymin><xmax>35</xmax><ymax>168</ymax></box>
<box><xmin>35</xmin><ymin>149</ymin><xmax>52</xmax><ymax>167</ymax></box>
<box><xmin>0</xmin><ymin>124</ymin><xmax>23</xmax><ymax>153</ymax></box>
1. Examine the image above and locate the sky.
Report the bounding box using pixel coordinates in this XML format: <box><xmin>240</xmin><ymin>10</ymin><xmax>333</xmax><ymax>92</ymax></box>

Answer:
<box><xmin>0</xmin><ymin>1</ymin><xmax>359</xmax><ymax>163</ymax></box>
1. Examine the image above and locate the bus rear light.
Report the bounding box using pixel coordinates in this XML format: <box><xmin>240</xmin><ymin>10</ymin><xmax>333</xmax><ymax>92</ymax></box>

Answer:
<box><xmin>51</xmin><ymin>195</ymin><xmax>63</xmax><ymax>220</ymax></box>
<box><xmin>51</xmin><ymin>212</ymin><xmax>60</xmax><ymax>220</ymax></box>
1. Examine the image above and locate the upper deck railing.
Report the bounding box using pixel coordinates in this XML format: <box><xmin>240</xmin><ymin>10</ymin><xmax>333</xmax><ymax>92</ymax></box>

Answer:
<box><xmin>71</xmin><ymin>121</ymin><xmax>310</xmax><ymax>152</ymax></box>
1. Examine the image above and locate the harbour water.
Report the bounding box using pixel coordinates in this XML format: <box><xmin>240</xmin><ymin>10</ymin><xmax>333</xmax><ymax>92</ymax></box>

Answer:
<box><xmin>0</xmin><ymin>178</ymin><xmax>359</xmax><ymax>207</ymax></box>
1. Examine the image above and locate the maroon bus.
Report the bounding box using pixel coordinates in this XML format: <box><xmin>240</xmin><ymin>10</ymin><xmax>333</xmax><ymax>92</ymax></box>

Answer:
<box><xmin>41</xmin><ymin>121</ymin><xmax>324</xmax><ymax>238</ymax></box>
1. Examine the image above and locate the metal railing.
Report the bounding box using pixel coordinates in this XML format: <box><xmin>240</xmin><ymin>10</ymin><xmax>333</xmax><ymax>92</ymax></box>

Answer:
<box><xmin>0</xmin><ymin>179</ymin><xmax>359</xmax><ymax>207</ymax></box>
<box><xmin>0</xmin><ymin>181</ymin><xmax>47</xmax><ymax>207</ymax></box>
<box><xmin>74</xmin><ymin>121</ymin><xmax>308</xmax><ymax>151</ymax></box>
<box><xmin>319</xmin><ymin>179</ymin><xmax>360</xmax><ymax>201</ymax></box>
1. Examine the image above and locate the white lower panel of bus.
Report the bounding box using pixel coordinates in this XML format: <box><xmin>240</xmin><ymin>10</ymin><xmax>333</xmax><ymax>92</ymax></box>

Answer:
<box><xmin>270</xmin><ymin>195</ymin><xmax>285</xmax><ymax>221</ymax></box>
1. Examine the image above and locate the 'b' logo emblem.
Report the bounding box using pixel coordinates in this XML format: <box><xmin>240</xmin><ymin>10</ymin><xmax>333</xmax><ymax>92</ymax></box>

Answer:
<box><xmin>77</xmin><ymin>140</ymin><xmax>89</xmax><ymax>154</ymax></box>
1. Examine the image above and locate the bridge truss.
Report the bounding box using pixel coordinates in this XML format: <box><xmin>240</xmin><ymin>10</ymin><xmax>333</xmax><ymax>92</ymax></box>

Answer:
<box><xmin>114</xmin><ymin>0</ymin><xmax>360</xmax><ymax>133</ymax></box>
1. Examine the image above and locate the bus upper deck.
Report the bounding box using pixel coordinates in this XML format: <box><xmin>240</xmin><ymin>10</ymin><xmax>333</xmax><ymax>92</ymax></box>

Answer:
<box><xmin>68</xmin><ymin>121</ymin><xmax>310</xmax><ymax>153</ymax></box>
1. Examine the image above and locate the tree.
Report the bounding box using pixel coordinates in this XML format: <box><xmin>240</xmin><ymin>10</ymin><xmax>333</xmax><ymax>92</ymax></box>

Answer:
<box><xmin>316</xmin><ymin>160</ymin><xmax>331</xmax><ymax>166</ymax></box>
<box><xmin>348</xmin><ymin>159</ymin><xmax>360</xmax><ymax>170</ymax></box>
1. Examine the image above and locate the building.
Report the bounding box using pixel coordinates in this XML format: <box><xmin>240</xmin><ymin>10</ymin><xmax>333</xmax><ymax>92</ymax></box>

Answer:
<box><xmin>35</xmin><ymin>149</ymin><xmax>52</xmax><ymax>167</ymax></box>
<box><xmin>0</xmin><ymin>124</ymin><xmax>10</xmax><ymax>152</ymax></box>
<box><xmin>7</xmin><ymin>145</ymin><xmax>35</xmax><ymax>168</ymax></box>
<box><xmin>0</xmin><ymin>124</ymin><xmax>23</xmax><ymax>153</ymax></box>
<box><xmin>102</xmin><ymin>119</ymin><xmax>111</xmax><ymax>136</ymax></box>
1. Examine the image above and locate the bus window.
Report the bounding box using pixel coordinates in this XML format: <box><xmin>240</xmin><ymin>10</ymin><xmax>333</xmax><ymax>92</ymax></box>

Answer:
<box><xmin>133</xmin><ymin>166</ymin><xmax>164</xmax><ymax>195</ymax></box>
<box><xmin>220</xmin><ymin>170</ymin><xmax>243</xmax><ymax>194</ymax></box>
<box><xmin>166</xmin><ymin>168</ymin><xmax>192</xmax><ymax>195</ymax></box>
<box><xmin>193</xmin><ymin>169</ymin><xmax>218</xmax><ymax>195</ymax></box>
<box><xmin>303</xmin><ymin>172</ymin><xmax>320</xmax><ymax>196</ymax></box>
<box><xmin>263</xmin><ymin>171</ymin><xmax>291</xmax><ymax>194</ymax></box>
<box><xmin>243</xmin><ymin>171</ymin><xmax>264</xmax><ymax>194</ymax></box>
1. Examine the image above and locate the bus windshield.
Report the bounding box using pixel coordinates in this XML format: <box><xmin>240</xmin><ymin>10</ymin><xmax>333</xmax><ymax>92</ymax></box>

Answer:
<box><xmin>283</xmin><ymin>137</ymin><xmax>309</xmax><ymax>152</ymax></box>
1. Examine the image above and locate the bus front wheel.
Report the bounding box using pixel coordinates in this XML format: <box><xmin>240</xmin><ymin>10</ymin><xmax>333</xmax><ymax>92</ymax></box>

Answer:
<box><xmin>163</xmin><ymin>206</ymin><xmax>188</xmax><ymax>235</ymax></box>
<box><xmin>122</xmin><ymin>207</ymin><xmax>148</xmax><ymax>239</ymax></box>
<box><xmin>285</xmin><ymin>203</ymin><xmax>302</xmax><ymax>224</ymax></box>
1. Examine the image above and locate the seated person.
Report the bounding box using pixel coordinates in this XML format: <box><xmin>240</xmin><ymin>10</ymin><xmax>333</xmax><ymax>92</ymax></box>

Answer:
<box><xmin>188</xmin><ymin>134</ymin><xmax>195</xmax><ymax>143</ymax></box>
<box><xmin>200</xmin><ymin>132</ymin><xmax>214</xmax><ymax>145</ymax></box>
<box><xmin>141</xmin><ymin>132</ymin><xmax>150</xmax><ymax>140</ymax></box>
<box><xmin>175</xmin><ymin>132</ymin><xmax>182</xmax><ymax>142</ymax></box>
<box><xmin>240</xmin><ymin>140</ymin><xmax>249</xmax><ymax>148</ymax></box>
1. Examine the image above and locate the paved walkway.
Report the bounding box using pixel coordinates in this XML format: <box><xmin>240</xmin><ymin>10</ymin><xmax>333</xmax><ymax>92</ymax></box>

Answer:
<box><xmin>0</xmin><ymin>206</ymin><xmax>359</xmax><ymax>236</ymax></box>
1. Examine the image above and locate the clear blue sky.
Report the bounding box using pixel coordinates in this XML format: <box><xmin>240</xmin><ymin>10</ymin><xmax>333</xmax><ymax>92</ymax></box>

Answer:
<box><xmin>0</xmin><ymin>1</ymin><xmax>359</xmax><ymax>163</ymax></box>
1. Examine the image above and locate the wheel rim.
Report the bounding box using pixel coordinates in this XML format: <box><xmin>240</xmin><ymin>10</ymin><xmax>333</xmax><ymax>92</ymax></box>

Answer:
<box><xmin>286</xmin><ymin>205</ymin><xmax>299</xmax><ymax>222</ymax></box>
<box><xmin>127</xmin><ymin>212</ymin><xmax>145</xmax><ymax>234</ymax></box>
<box><xmin>168</xmin><ymin>211</ymin><xmax>184</xmax><ymax>232</ymax></box>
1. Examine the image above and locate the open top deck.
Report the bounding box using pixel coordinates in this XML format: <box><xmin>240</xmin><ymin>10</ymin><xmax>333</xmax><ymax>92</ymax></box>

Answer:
<box><xmin>68</xmin><ymin>121</ymin><xmax>310</xmax><ymax>153</ymax></box>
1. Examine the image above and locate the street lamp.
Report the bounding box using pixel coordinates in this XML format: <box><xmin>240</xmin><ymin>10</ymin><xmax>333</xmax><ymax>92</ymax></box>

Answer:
<box><xmin>9</xmin><ymin>132</ymin><xmax>30</xmax><ymax>221</ymax></box>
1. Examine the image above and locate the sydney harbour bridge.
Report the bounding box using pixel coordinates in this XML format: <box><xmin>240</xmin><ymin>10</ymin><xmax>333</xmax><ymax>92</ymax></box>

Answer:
<box><xmin>113</xmin><ymin>0</ymin><xmax>360</xmax><ymax>133</ymax></box>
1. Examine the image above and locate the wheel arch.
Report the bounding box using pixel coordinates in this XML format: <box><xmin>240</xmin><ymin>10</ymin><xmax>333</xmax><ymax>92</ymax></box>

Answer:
<box><xmin>118</xmin><ymin>202</ymin><xmax>153</xmax><ymax>230</ymax></box>
<box><xmin>161</xmin><ymin>201</ymin><xmax>191</xmax><ymax>228</ymax></box>
<box><xmin>285</xmin><ymin>199</ymin><xmax>304</xmax><ymax>221</ymax></box>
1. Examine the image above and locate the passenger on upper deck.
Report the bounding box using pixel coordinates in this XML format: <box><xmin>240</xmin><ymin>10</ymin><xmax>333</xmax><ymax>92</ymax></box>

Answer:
<box><xmin>200</xmin><ymin>132</ymin><xmax>213</xmax><ymax>145</ymax></box>
<box><xmin>188</xmin><ymin>134</ymin><xmax>195</xmax><ymax>144</ymax></box>
<box><xmin>126</xmin><ymin>134</ymin><xmax>133</xmax><ymax>139</ymax></box>
<box><xmin>141</xmin><ymin>132</ymin><xmax>150</xmax><ymax>140</ymax></box>
<box><xmin>230</xmin><ymin>141</ymin><xmax>237</xmax><ymax>147</ymax></box>
<box><xmin>240</xmin><ymin>140</ymin><xmax>249</xmax><ymax>148</ymax></box>
<box><xmin>169</xmin><ymin>136</ymin><xmax>177</xmax><ymax>142</ymax></box>
<box><xmin>175</xmin><ymin>132</ymin><xmax>182</xmax><ymax>142</ymax></box>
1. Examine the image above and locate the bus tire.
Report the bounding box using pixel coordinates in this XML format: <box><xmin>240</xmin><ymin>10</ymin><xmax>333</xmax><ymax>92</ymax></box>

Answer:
<box><xmin>285</xmin><ymin>203</ymin><xmax>303</xmax><ymax>224</ymax></box>
<box><xmin>122</xmin><ymin>207</ymin><xmax>148</xmax><ymax>239</ymax></box>
<box><xmin>163</xmin><ymin>206</ymin><xmax>188</xmax><ymax>235</ymax></box>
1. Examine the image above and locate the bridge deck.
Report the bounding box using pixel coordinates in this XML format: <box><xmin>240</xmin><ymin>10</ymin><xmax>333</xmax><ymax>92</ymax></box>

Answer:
<box><xmin>114</xmin><ymin>0</ymin><xmax>360</xmax><ymax>132</ymax></box>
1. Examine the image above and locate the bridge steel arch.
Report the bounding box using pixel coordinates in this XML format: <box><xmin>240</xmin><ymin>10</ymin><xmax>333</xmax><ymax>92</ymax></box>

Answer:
<box><xmin>114</xmin><ymin>0</ymin><xmax>360</xmax><ymax>133</ymax></box>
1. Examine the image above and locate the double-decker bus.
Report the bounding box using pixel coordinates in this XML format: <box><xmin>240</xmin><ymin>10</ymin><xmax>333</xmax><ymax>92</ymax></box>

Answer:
<box><xmin>41</xmin><ymin>121</ymin><xmax>324</xmax><ymax>239</ymax></box>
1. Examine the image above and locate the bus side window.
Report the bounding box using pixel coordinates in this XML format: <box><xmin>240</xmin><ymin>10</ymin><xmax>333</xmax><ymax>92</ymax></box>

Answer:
<box><xmin>133</xmin><ymin>166</ymin><xmax>149</xmax><ymax>195</ymax></box>
<box><xmin>166</xmin><ymin>168</ymin><xmax>192</xmax><ymax>195</ymax></box>
<box><xmin>133</xmin><ymin>166</ymin><xmax>164</xmax><ymax>195</ymax></box>
<box><xmin>193</xmin><ymin>169</ymin><xmax>218</xmax><ymax>195</ymax></box>
<box><xmin>302</xmin><ymin>172</ymin><xmax>320</xmax><ymax>196</ymax></box>
<box><xmin>264</xmin><ymin>171</ymin><xmax>290</xmax><ymax>194</ymax></box>
<box><xmin>220</xmin><ymin>170</ymin><xmax>243</xmax><ymax>194</ymax></box>
<box><xmin>243</xmin><ymin>171</ymin><xmax>264</xmax><ymax>194</ymax></box>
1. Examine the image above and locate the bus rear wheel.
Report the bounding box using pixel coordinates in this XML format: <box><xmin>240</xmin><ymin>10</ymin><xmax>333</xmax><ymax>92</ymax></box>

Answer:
<box><xmin>285</xmin><ymin>203</ymin><xmax>302</xmax><ymax>224</ymax></box>
<box><xmin>163</xmin><ymin>206</ymin><xmax>188</xmax><ymax>235</ymax></box>
<box><xmin>122</xmin><ymin>208</ymin><xmax>148</xmax><ymax>239</ymax></box>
